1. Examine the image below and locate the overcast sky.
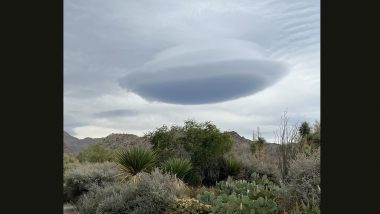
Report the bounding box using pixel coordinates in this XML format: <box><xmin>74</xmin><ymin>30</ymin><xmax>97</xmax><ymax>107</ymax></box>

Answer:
<box><xmin>64</xmin><ymin>0</ymin><xmax>320</xmax><ymax>142</ymax></box>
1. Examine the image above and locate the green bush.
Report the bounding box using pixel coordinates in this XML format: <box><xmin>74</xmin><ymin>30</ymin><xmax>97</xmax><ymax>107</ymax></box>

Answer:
<box><xmin>145</xmin><ymin>125</ymin><xmax>190</xmax><ymax>161</ymax></box>
<box><xmin>162</xmin><ymin>158</ymin><xmax>192</xmax><ymax>179</ymax></box>
<box><xmin>146</xmin><ymin>120</ymin><xmax>233</xmax><ymax>186</ymax></box>
<box><xmin>115</xmin><ymin>147</ymin><xmax>158</xmax><ymax>177</ymax></box>
<box><xmin>63</xmin><ymin>162</ymin><xmax>119</xmax><ymax>202</ymax></box>
<box><xmin>77</xmin><ymin>144</ymin><xmax>115</xmax><ymax>163</ymax></box>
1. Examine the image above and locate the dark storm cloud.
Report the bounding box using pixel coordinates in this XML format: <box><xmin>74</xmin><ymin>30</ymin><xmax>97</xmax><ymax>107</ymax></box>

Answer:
<box><xmin>119</xmin><ymin>59</ymin><xmax>288</xmax><ymax>104</ymax></box>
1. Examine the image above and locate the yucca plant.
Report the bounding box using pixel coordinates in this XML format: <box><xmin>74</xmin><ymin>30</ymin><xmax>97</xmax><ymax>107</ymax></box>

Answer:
<box><xmin>115</xmin><ymin>147</ymin><xmax>158</xmax><ymax>178</ymax></box>
<box><xmin>224</xmin><ymin>157</ymin><xmax>242</xmax><ymax>177</ymax></box>
<box><xmin>161</xmin><ymin>157</ymin><xmax>192</xmax><ymax>179</ymax></box>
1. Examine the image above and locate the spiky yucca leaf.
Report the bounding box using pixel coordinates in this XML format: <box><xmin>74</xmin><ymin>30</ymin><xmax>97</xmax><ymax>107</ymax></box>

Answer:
<box><xmin>161</xmin><ymin>158</ymin><xmax>192</xmax><ymax>179</ymax></box>
<box><xmin>115</xmin><ymin>147</ymin><xmax>157</xmax><ymax>176</ymax></box>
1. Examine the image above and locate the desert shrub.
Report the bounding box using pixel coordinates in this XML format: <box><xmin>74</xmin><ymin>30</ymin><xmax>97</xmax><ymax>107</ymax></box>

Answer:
<box><xmin>76</xmin><ymin>182</ymin><xmax>136</xmax><ymax>214</ymax></box>
<box><xmin>234</xmin><ymin>149</ymin><xmax>281</xmax><ymax>183</ymax></box>
<box><xmin>115</xmin><ymin>146</ymin><xmax>158</xmax><ymax>177</ymax></box>
<box><xmin>77</xmin><ymin>144</ymin><xmax>115</xmax><ymax>163</ymax></box>
<box><xmin>161</xmin><ymin>158</ymin><xmax>192</xmax><ymax>179</ymax></box>
<box><xmin>287</xmin><ymin>148</ymin><xmax>320</xmax><ymax>208</ymax></box>
<box><xmin>63</xmin><ymin>162</ymin><xmax>119</xmax><ymax>202</ymax></box>
<box><xmin>286</xmin><ymin>201</ymin><xmax>320</xmax><ymax>214</ymax></box>
<box><xmin>127</xmin><ymin>169</ymin><xmax>186</xmax><ymax>213</ymax></box>
<box><xmin>275</xmin><ymin>112</ymin><xmax>303</xmax><ymax>181</ymax></box>
<box><xmin>129</xmin><ymin>169</ymin><xmax>186</xmax><ymax>210</ymax></box>
<box><xmin>311</xmin><ymin>133</ymin><xmax>320</xmax><ymax>145</ymax></box>
<box><xmin>197</xmin><ymin>174</ymin><xmax>279</xmax><ymax>213</ymax></box>
<box><xmin>64</xmin><ymin>153</ymin><xmax>79</xmax><ymax>174</ymax></box>
<box><xmin>165</xmin><ymin>198</ymin><xmax>212</xmax><ymax>214</ymax></box>
<box><xmin>76</xmin><ymin>168</ymin><xmax>185</xmax><ymax>214</ymax></box>
<box><xmin>224</xmin><ymin>157</ymin><xmax>242</xmax><ymax>177</ymax></box>
<box><xmin>228</xmin><ymin>134</ymin><xmax>281</xmax><ymax>183</ymax></box>
<box><xmin>250</xmin><ymin>141</ymin><xmax>258</xmax><ymax>155</ymax></box>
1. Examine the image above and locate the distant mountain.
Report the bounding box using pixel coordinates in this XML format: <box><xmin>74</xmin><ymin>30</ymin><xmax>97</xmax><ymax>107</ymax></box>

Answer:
<box><xmin>97</xmin><ymin>133</ymin><xmax>151</xmax><ymax>149</ymax></box>
<box><xmin>63</xmin><ymin>131</ymin><xmax>150</xmax><ymax>154</ymax></box>
<box><xmin>64</xmin><ymin>130</ymin><xmax>279</xmax><ymax>158</ymax></box>
<box><xmin>63</xmin><ymin>131</ymin><xmax>100</xmax><ymax>154</ymax></box>
<box><xmin>225</xmin><ymin>131</ymin><xmax>279</xmax><ymax>161</ymax></box>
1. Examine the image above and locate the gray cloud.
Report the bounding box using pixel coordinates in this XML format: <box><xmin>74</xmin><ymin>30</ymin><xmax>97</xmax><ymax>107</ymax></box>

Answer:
<box><xmin>93</xmin><ymin>109</ymin><xmax>137</xmax><ymax>118</ymax></box>
<box><xmin>119</xmin><ymin>59</ymin><xmax>288</xmax><ymax>104</ymax></box>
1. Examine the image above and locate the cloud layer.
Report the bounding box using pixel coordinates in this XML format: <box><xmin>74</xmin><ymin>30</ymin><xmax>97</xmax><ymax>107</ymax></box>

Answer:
<box><xmin>64</xmin><ymin>0</ymin><xmax>320</xmax><ymax>141</ymax></box>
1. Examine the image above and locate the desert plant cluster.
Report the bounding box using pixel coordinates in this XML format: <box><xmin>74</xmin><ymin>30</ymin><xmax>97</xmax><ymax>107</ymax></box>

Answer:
<box><xmin>64</xmin><ymin>114</ymin><xmax>320</xmax><ymax>213</ymax></box>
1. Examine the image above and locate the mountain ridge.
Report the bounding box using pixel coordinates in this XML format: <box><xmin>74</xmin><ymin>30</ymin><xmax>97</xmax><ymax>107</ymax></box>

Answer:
<box><xmin>64</xmin><ymin>130</ymin><xmax>279</xmax><ymax>154</ymax></box>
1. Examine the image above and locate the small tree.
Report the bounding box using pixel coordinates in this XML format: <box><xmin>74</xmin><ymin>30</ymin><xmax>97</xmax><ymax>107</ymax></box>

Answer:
<box><xmin>145</xmin><ymin>125</ymin><xmax>188</xmax><ymax>161</ymax></box>
<box><xmin>299</xmin><ymin>122</ymin><xmax>311</xmax><ymax>139</ymax></box>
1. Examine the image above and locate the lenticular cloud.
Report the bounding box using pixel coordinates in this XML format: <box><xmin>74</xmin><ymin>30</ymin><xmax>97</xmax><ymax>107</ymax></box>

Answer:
<box><xmin>119</xmin><ymin>39</ymin><xmax>289</xmax><ymax>104</ymax></box>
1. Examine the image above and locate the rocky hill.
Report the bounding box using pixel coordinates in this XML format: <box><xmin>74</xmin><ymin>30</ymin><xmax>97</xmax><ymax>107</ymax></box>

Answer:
<box><xmin>64</xmin><ymin>131</ymin><xmax>100</xmax><ymax>154</ymax></box>
<box><xmin>225</xmin><ymin>131</ymin><xmax>279</xmax><ymax>161</ymax></box>
<box><xmin>97</xmin><ymin>133</ymin><xmax>151</xmax><ymax>149</ymax></box>
<box><xmin>64</xmin><ymin>131</ymin><xmax>150</xmax><ymax>153</ymax></box>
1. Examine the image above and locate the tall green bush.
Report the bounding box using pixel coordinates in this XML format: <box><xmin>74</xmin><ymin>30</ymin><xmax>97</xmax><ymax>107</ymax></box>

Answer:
<box><xmin>146</xmin><ymin>120</ymin><xmax>233</xmax><ymax>186</ymax></box>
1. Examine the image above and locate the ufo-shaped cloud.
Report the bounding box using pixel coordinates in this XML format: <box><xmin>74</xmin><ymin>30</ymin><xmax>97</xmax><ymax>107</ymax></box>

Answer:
<box><xmin>119</xmin><ymin>39</ymin><xmax>289</xmax><ymax>104</ymax></box>
<box><xmin>119</xmin><ymin>59</ymin><xmax>288</xmax><ymax>104</ymax></box>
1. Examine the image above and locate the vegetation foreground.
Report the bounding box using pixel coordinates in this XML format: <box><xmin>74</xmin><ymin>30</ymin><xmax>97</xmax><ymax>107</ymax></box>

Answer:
<box><xmin>64</xmin><ymin>115</ymin><xmax>320</xmax><ymax>213</ymax></box>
